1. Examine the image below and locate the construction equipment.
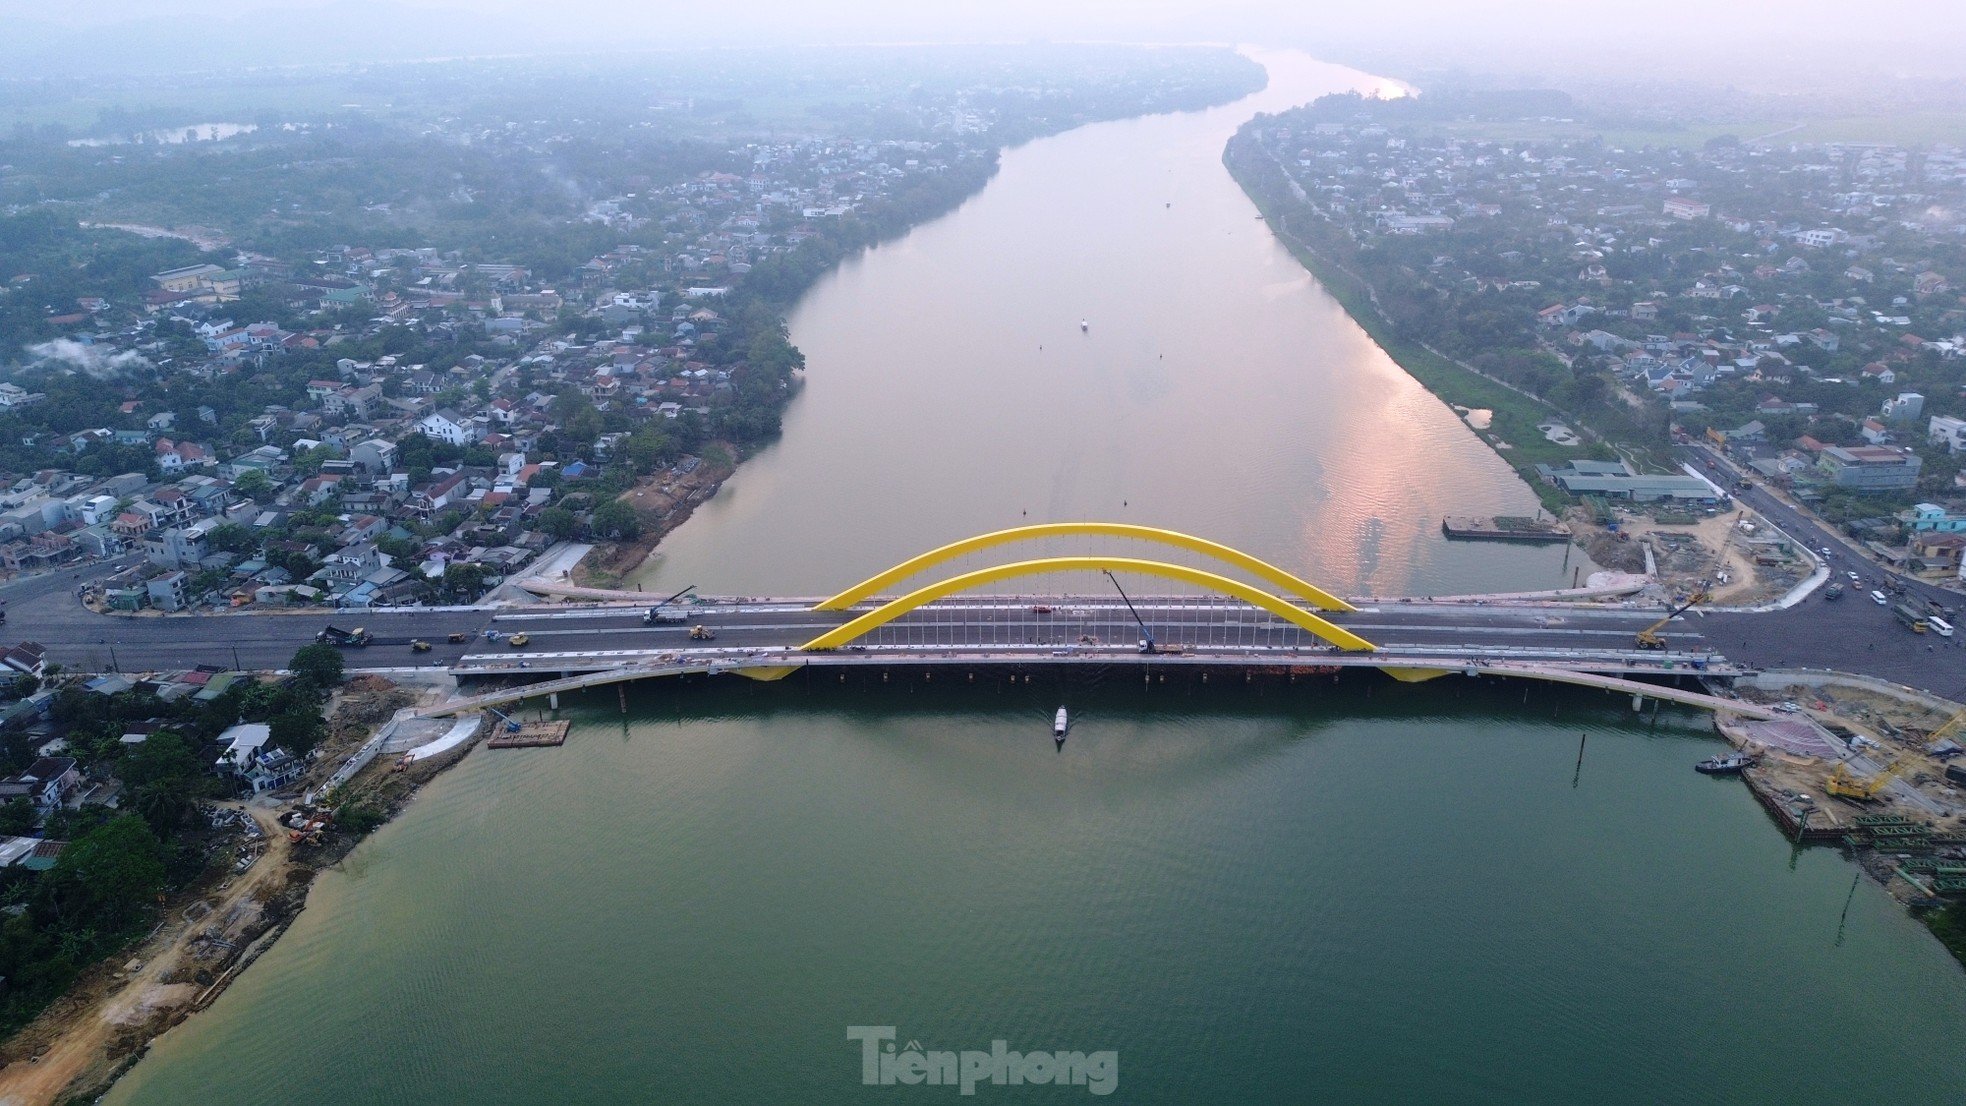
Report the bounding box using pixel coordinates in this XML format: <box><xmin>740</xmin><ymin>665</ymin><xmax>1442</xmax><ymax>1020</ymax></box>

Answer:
<box><xmin>486</xmin><ymin>706</ymin><xmax>523</xmax><ymax>735</ymax></box>
<box><xmin>644</xmin><ymin>584</ymin><xmax>698</xmax><ymax>625</ymax></box>
<box><xmin>689</xmin><ymin>625</ymin><xmax>716</xmax><ymax>640</ymax></box>
<box><xmin>1825</xmin><ymin>755</ymin><xmax>1908</xmax><ymax>801</ymax></box>
<box><xmin>447</xmin><ymin>631</ymin><xmax>469</xmax><ymax>643</ymax></box>
<box><xmin>284</xmin><ymin>809</ymin><xmax>333</xmax><ymax>844</ymax></box>
<box><xmin>1102</xmin><ymin>569</ymin><xmax>1164</xmax><ymax>654</ymax></box>
<box><xmin>506</xmin><ymin>632</ymin><xmax>530</xmax><ymax>648</ymax></box>
<box><xmin>317</xmin><ymin>624</ymin><xmax>372</xmax><ymax>647</ymax></box>
<box><xmin>1635</xmin><ymin>586</ymin><xmax>1709</xmax><ymax>650</ymax></box>
<box><xmin>410</xmin><ymin>639</ymin><xmax>431</xmax><ymax>652</ymax></box>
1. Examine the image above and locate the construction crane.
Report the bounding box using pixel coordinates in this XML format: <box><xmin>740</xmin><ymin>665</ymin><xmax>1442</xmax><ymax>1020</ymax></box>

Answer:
<box><xmin>1635</xmin><ymin>585</ymin><xmax>1710</xmax><ymax>650</ymax></box>
<box><xmin>643</xmin><ymin>584</ymin><xmax>698</xmax><ymax>625</ymax></box>
<box><xmin>1923</xmin><ymin>703</ymin><xmax>1966</xmax><ymax>748</ymax></box>
<box><xmin>1825</xmin><ymin>755</ymin><xmax>1908</xmax><ymax>801</ymax></box>
<box><xmin>486</xmin><ymin>706</ymin><xmax>523</xmax><ymax>735</ymax></box>
<box><xmin>1102</xmin><ymin>570</ymin><xmax>1162</xmax><ymax>654</ymax></box>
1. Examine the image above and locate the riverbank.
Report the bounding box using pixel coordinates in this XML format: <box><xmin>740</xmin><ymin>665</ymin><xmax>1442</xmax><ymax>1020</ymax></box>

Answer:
<box><xmin>0</xmin><ymin>678</ymin><xmax>481</xmax><ymax>1106</ymax></box>
<box><xmin>572</xmin><ymin>450</ymin><xmax>737</xmax><ymax>591</ymax></box>
<box><xmin>1223</xmin><ymin>138</ymin><xmax>1593</xmax><ymax>514</ymax></box>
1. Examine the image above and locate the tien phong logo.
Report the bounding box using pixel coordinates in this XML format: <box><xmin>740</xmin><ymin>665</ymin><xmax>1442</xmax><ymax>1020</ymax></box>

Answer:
<box><xmin>848</xmin><ymin>1025</ymin><xmax>1118</xmax><ymax>1096</ymax></box>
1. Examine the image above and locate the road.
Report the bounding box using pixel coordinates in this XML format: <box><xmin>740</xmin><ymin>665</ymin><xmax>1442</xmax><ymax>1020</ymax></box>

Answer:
<box><xmin>0</xmin><ymin>562</ymin><xmax>1724</xmax><ymax>679</ymax></box>
<box><xmin>12</xmin><ymin>503</ymin><xmax>1957</xmax><ymax>696</ymax></box>
<box><xmin>1679</xmin><ymin>442</ymin><xmax>1966</xmax><ymax>696</ymax></box>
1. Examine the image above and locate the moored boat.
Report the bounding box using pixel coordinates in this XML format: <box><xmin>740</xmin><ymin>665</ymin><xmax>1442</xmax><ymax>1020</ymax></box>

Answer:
<box><xmin>1695</xmin><ymin>752</ymin><xmax>1756</xmax><ymax>775</ymax></box>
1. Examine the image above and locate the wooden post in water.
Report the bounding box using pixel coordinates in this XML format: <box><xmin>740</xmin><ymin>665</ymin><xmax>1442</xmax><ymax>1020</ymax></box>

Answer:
<box><xmin>618</xmin><ymin>683</ymin><xmax>627</xmax><ymax>715</ymax></box>
<box><xmin>1572</xmin><ymin>731</ymin><xmax>1587</xmax><ymax>789</ymax></box>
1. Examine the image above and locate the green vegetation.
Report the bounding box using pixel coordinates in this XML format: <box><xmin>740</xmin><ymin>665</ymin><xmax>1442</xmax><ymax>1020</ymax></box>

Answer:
<box><xmin>1225</xmin><ymin>142</ymin><xmax>1605</xmax><ymax>511</ymax></box>
<box><xmin>288</xmin><ymin>643</ymin><xmax>345</xmax><ymax>691</ymax></box>
<box><xmin>1929</xmin><ymin>900</ymin><xmax>1966</xmax><ymax>971</ymax></box>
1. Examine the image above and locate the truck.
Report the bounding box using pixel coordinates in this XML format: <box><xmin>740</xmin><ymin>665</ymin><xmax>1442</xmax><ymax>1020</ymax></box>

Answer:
<box><xmin>1891</xmin><ymin>601</ymin><xmax>1929</xmax><ymax>633</ymax></box>
<box><xmin>689</xmin><ymin>625</ymin><xmax>716</xmax><ymax>641</ymax></box>
<box><xmin>1824</xmin><ymin>582</ymin><xmax>1844</xmax><ymax>600</ymax></box>
<box><xmin>643</xmin><ymin>585</ymin><xmax>697</xmax><ymax>626</ymax></box>
<box><xmin>317</xmin><ymin>624</ymin><xmax>372</xmax><ymax>647</ymax></box>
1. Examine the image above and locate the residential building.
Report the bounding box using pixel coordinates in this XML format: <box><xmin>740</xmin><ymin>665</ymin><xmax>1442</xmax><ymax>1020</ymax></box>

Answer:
<box><xmin>1816</xmin><ymin>445</ymin><xmax>1922</xmax><ymax>491</ymax></box>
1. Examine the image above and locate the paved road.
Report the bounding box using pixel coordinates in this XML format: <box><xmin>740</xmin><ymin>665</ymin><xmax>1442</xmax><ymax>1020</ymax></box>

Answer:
<box><xmin>0</xmin><ymin>572</ymin><xmax>1723</xmax><ymax>678</ymax></box>
<box><xmin>1679</xmin><ymin>443</ymin><xmax>1966</xmax><ymax>696</ymax></box>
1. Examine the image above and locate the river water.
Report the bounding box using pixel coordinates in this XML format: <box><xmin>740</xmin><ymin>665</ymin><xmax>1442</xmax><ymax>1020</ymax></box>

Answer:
<box><xmin>632</xmin><ymin>50</ymin><xmax>1583</xmax><ymax>600</ymax></box>
<box><xmin>104</xmin><ymin>51</ymin><xmax>1966</xmax><ymax>1105</ymax></box>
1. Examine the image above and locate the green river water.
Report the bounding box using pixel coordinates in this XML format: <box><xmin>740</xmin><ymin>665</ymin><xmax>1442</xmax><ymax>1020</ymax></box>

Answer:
<box><xmin>101</xmin><ymin>48</ymin><xmax>1966</xmax><ymax>1104</ymax></box>
<box><xmin>107</xmin><ymin>680</ymin><xmax>1966</xmax><ymax>1103</ymax></box>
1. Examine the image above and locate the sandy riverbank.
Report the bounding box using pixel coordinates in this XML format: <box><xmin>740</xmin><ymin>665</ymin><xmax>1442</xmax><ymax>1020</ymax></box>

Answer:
<box><xmin>570</xmin><ymin>450</ymin><xmax>736</xmax><ymax>590</ymax></box>
<box><xmin>0</xmin><ymin>678</ymin><xmax>482</xmax><ymax>1106</ymax></box>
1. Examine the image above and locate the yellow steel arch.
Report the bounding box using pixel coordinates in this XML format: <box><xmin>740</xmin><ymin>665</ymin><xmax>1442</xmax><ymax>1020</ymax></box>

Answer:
<box><xmin>816</xmin><ymin>522</ymin><xmax>1353</xmax><ymax>613</ymax></box>
<box><xmin>800</xmin><ymin>557</ymin><xmax>1376</xmax><ymax>652</ymax></box>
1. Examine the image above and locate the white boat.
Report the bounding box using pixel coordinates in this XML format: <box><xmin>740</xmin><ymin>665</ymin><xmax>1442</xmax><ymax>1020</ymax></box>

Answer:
<box><xmin>1079</xmin><ymin>319</ymin><xmax>1089</xmax><ymax>332</ymax></box>
<box><xmin>1053</xmin><ymin>707</ymin><xmax>1069</xmax><ymax>737</ymax></box>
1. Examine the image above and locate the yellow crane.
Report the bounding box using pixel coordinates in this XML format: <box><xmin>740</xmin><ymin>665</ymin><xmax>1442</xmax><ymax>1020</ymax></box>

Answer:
<box><xmin>1923</xmin><ymin>704</ymin><xmax>1966</xmax><ymax>748</ymax></box>
<box><xmin>1825</xmin><ymin>755</ymin><xmax>1908</xmax><ymax>801</ymax></box>
<box><xmin>1636</xmin><ymin>586</ymin><xmax>1709</xmax><ymax>650</ymax></box>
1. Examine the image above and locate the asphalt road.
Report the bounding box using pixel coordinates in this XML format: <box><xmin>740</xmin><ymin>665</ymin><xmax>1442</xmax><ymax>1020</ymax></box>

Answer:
<box><xmin>1680</xmin><ymin>442</ymin><xmax>1966</xmax><ymax>695</ymax></box>
<box><xmin>0</xmin><ymin>564</ymin><xmax>1729</xmax><ymax>678</ymax></box>
<box><xmin>16</xmin><ymin>507</ymin><xmax>1956</xmax><ymax>695</ymax></box>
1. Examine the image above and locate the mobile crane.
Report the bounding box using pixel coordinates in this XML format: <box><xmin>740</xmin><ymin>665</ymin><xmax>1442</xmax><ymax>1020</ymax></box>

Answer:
<box><xmin>1635</xmin><ymin>585</ymin><xmax>1709</xmax><ymax>650</ymax></box>
<box><xmin>1103</xmin><ymin>570</ymin><xmax>1176</xmax><ymax>654</ymax></box>
<box><xmin>1825</xmin><ymin>755</ymin><xmax>1908</xmax><ymax>802</ymax></box>
<box><xmin>643</xmin><ymin>584</ymin><xmax>698</xmax><ymax>625</ymax></box>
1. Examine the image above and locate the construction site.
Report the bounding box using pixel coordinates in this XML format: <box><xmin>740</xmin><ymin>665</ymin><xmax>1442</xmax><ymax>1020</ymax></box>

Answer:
<box><xmin>1717</xmin><ymin>680</ymin><xmax>1966</xmax><ymax>907</ymax></box>
<box><xmin>1570</xmin><ymin>501</ymin><xmax>1804</xmax><ymax>608</ymax></box>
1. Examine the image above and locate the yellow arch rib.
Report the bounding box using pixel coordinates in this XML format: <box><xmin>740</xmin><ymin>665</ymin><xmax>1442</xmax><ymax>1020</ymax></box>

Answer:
<box><xmin>815</xmin><ymin>522</ymin><xmax>1353</xmax><ymax>612</ymax></box>
<box><xmin>800</xmin><ymin>557</ymin><xmax>1376</xmax><ymax>652</ymax></box>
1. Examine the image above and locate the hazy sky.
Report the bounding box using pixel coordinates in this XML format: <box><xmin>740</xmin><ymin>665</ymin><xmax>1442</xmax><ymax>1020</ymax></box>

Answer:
<box><xmin>3</xmin><ymin>0</ymin><xmax>1962</xmax><ymax>81</ymax></box>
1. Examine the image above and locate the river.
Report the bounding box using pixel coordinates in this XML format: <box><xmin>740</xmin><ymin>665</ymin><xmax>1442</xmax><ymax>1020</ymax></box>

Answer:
<box><xmin>103</xmin><ymin>50</ymin><xmax>1966</xmax><ymax>1105</ymax></box>
<box><xmin>106</xmin><ymin>684</ymin><xmax>1966</xmax><ymax>1104</ymax></box>
<box><xmin>631</xmin><ymin>49</ymin><xmax>1586</xmax><ymax>600</ymax></box>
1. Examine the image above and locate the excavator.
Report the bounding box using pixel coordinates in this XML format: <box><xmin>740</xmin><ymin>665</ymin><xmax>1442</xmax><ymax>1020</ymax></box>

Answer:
<box><xmin>1635</xmin><ymin>585</ymin><xmax>1709</xmax><ymax>650</ymax></box>
<box><xmin>1825</xmin><ymin>755</ymin><xmax>1908</xmax><ymax>801</ymax></box>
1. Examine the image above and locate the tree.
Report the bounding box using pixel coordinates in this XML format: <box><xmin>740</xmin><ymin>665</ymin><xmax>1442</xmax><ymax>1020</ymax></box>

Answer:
<box><xmin>42</xmin><ymin>815</ymin><xmax>164</xmax><ymax>932</ymax></box>
<box><xmin>120</xmin><ymin>732</ymin><xmax>212</xmax><ymax>839</ymax></box>
<box><xmin>591</xmin><ymin>499</ymin><xmax>642</xmax><ymax>541</ymax></box>
<box><xmin>442</xmin><ymin>562</ymin><xmax>488</xmax><ymax>599</ymax></box>
<box><xmin>269</xmin><ymin>709</ymin><xmax>327</xmax><ymax>756</ymax></box>
<box><xmin>288</xmin><ymin>643</ymin><xmax>345</xmax><ymax>689</ymax></box>
<box><xmin>205</xmin><ymin>522</ymin><xmax>258</xmax><ymax>555</ymax></box>
<box><xmin>0</xmin><ymin>799</ymin><xmax>36</xmax><ymax>836</ymax></box>
<box><xmin>232</xmin><ymin>469</ymin><xmax>273</xmax><ymax>498</ymax></box>
<box><xmin>537</xmin><ymin>505</ymin><xmax>578</xmax><ymax>540</ymax></box>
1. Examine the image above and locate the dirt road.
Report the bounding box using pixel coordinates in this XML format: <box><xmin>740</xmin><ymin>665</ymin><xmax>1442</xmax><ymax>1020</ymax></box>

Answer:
<box><xmin>0</xmin><ymin>804</ymin><xmax>295</xmax><ymax>1106</ymax></box>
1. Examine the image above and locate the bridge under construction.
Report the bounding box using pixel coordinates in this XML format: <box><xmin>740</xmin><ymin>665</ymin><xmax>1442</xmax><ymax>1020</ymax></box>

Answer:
<box><xmin>412</xmin><ymin>522</ymin><xmax>1744</xmax><ymax>718</ymax></box>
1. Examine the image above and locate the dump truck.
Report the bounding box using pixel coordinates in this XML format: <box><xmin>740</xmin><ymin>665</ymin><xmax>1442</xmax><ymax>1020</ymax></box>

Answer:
<box><xmin>317</xmin><ymin>624</ymin><xmax>372</xmax><ymax>647</ymax></box>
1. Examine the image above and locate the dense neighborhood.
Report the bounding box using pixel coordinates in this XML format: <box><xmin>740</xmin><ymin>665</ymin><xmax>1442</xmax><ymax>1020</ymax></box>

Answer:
<box><xmin>0</xmin><ymin>45</ymin><xmax>1272</xmax><ymax>1050</ymax></box>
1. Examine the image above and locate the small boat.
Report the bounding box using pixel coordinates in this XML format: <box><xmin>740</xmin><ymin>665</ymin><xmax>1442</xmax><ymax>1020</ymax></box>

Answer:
<box><xmin>1079</xmin><ymin>319</ymin><xmax>1089</xmax><ymax>332</ymax></box>
<box><xmin>1053</xmin><ymin>707</ymin><xmax>1069</xmax><ymax>738</ymax></box>
<box><xmin>1695</xmin><ymin>752</ymin><xmax>1756</xmax><ymax>775</ymax></box>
